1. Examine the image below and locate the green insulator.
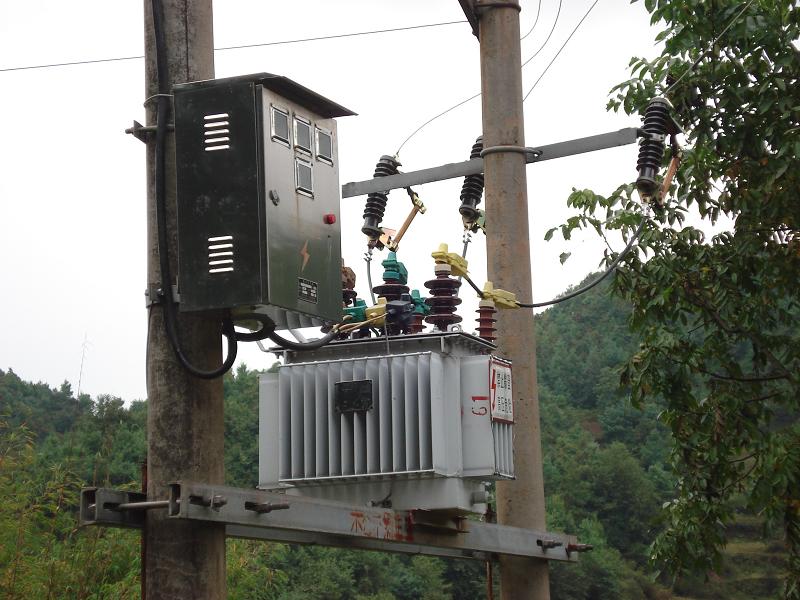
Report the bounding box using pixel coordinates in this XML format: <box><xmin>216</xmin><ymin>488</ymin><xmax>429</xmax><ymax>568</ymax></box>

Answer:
<box><xmin>381</xmin><ymin>251</ymin><xmax>408</xmax><ymax>285</ymax></box>
<box><xmin>411</xmin><ymin>289</ymin><xmax>430</xmax><ymax>315</ymax></box>
<box><xmin>344</xmin><ymin>298</ymin><xmax>368</xmax><ymax>323</ymax></box>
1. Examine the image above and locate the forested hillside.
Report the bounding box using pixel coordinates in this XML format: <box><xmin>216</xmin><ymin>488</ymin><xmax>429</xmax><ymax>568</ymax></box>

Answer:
<box><xmin>0</xmin><ymin>279</ymin><xmax>786</xmax><ymax>598</ymax></box>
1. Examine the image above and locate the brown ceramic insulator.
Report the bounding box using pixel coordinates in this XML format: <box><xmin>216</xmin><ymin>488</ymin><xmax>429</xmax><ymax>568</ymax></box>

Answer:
<box><xmin>424</xmin><ymin>265</ymin><xmax>462</xmax><ymax>331</ymax></box>
<box><xmin>342</xmin><ymin>288</ymin><xmax>358</xmax><ymax>306</ymax></box>
<box><xmin>476</xmin><ymin>302</ymin><xmax>497</xmax><ymax>342</ymax></box>
<box><xmin>372</xmin><ymin>281</ymin><xmax>409</xmax><ymax>302</ymax></box>
<box><xmin>409</xmin><ymin>313</ymin><xmax>425</xmax><ymax>334</ymax></box>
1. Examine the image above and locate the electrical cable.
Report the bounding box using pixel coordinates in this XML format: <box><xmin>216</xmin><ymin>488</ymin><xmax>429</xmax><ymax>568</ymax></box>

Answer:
<box><xmin>395</xmin><ymin>92</ymin><xmax>482</xmax><ymax>156</ymax></box>
<box><xmin>519</xmin><ymin>0</ymin><xmax>542</xmax><ymax>40</ymax></box>
<box><xmin>0</xmin><ymin>20</ymin><xmax>466</xmax><ymax>73</ymax></box>
<box><xmin>522</xmin><ymin>0</ymin><xmax>600</xmax><ymax>101</ymax></box>
<box><xmin>395</xmin><ymin>0</ymin><xmax>562</xmax><ymax>156</ymax></box>
<box><xmin>215</xmin><ymin>21</ymin><xmax>465</xmax><ymax>52</ymax></box>
<box><xmin>514</xmin><ymin>217</ymin><xmax>647</xmax><ymax>308</ymax></box>
<box><xmin>232</xmin><ymin>315</ymin><xmax>275</xmax><ymax>342</ymax></box>
<box><xmin>461</xmin><ymin>272</ymin><xmax>486</xmax><ymax>299</ymax></box>
<box><xmin>365</xmin><ymin>249</ymin><xmax>377</xmax><ymax>304</ymax></box>
<box><xmin>266</xmin><ymin>329</ymin><xmax>340</xmax><ymax>352</ymax></box>
<box><xmin>660</xmin><ymin>0</ymin><xmax>756</xmax><ymax>97</ymax></box>
<box><xmin>520</xmin><ymin>0</ymin><xmax>562</xmax><ymax>68</ymax></box>
<box><xmin>151</xmin><ymin>0</ymin><xmax>237</xmax><ymax>379</ymax></box>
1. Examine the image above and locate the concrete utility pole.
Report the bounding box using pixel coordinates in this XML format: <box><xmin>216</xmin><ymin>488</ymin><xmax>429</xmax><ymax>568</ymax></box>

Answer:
<box><xmin>478</xmin><ymin>1</ymin><xmax>551</xmax><ymax>598</ymax></box>
<box><xmin>143</xmin><ymin>1</ymin><xmax>225</xmax><ymax>598</ymax></box>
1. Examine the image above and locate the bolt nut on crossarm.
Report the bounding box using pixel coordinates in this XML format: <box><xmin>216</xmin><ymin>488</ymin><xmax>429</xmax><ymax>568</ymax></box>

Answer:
<box><xmin>566</xmin><ymin>543</ymin><xmax>594</xmax><ymax>556</ymax></box>
<box><xmin>536</xmin><ymin>539</ymin><xmax>563</xmax><ymax>551</ymax></box>
<box><xmin>244</xmin><ymin>501</ymin><xmax>291</xmax><ymax>514</ymax></box>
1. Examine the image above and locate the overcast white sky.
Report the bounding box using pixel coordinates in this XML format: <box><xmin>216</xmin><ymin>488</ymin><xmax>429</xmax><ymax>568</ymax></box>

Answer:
<box><xmin>0</xmin><ymin>0</ymin><xmax>660</xmax><ymax>401</ymax></box>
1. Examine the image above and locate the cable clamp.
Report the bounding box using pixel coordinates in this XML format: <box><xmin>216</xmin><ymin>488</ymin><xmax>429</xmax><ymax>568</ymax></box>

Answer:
<box><xmin>431</xmin><ymin>243</ymin><xmax>469</xmax><ymax>278</ymax></box>
<box><xmin>143</xmin><ymin>93</ymin><xmax>173</xmax><ymax>107</ymax></box>
<box><xmin>145</xmin><ymin>284</ymin><xmax>180</xmax><ymax>308</ymax></box>
<box><xmin>480</xmin><ymin>145</ymin><xmax>542</xmax><ymax>160</ymax></box>
<box><xmin>482</xmin><ymin>282</ymin><xmax>518</xmax><ymax>309</ymax></box>
<box><xmin>475</xmin><ymin>1</ymin><xmax>522</xmax><ymax>14</ymax></box>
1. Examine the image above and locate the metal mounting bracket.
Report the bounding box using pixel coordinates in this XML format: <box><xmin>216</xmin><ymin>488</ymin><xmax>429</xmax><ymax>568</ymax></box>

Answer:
<box><xmin>341</xmin><ymin>127</ymin><xmax>643</xmax><ymax>199</ymax></box>
<box><xmin>80</xmin><ymin>482</ymin><xmax>580</xmax><ymax>563</ymax></box>
<box><xmin>144</xmin><ymin>284</ymin><xmax>180</xmax><ymax>308</ymax></box>
<box><xmin>125</xmin><ymin>120</ymin><xmax>174</xmax><ymax>143</ymax></box>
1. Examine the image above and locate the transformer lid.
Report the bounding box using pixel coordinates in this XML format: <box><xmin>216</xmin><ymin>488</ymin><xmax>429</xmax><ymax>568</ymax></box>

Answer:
<box><xmin>173</xmin><ymin>72</ymin><xmax>357</xmax><ymax>118</ymax></box>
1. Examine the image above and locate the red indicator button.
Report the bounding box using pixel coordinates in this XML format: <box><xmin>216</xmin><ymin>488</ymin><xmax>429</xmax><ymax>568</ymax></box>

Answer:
<box><xmin>323</xmin><ymin>213</ymin><xmax>337</xmax><ymax>225</ymax></box>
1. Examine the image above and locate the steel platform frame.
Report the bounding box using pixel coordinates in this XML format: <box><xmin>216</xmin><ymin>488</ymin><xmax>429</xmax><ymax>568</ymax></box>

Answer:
<box><xmin>80</xmin><ymin>482</ymin><xmax>585</xmax><ymax>563</ymax></box>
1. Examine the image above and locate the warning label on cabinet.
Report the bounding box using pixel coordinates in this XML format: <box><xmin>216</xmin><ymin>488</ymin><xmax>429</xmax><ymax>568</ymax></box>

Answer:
<box><xmin>489</xmin><ymin>357</ymin><xmax>514</xmax><ymax>424</ymax></box>
<box><xmin>298</xmin><ymin>278</ymin><xmax>319</xmax><ymax>304</ymax></box>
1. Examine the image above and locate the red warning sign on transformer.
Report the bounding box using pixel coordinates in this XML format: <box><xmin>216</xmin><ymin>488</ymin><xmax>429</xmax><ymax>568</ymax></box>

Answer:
<box><xmin>489</xmin><ymin>357</ymin><xmax>514</xmax><ymax>424</ymax></box>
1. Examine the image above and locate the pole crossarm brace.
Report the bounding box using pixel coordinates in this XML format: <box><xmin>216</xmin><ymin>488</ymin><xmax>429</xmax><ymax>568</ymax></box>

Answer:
<box><xmin>80</xmin><ymin>483</ymin><xmax>579</xmax><ymax>563</ymax></box>
<box><xmin>341</xmin><ymin>127</ymin><xmax>641</xmax><ymax>199</ymax></box>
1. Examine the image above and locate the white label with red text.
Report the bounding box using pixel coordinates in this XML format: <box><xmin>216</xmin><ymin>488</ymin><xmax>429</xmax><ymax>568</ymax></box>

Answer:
<box><xmin>489</xmin><ymin>357</ymin><xmax>513</xmax><ymax>423</ymax></box>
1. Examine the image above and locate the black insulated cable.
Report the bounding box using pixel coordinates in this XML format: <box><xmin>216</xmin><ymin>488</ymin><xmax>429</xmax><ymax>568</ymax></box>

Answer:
<box><xmin>267</xmin><ymin>329</ymin><xmax>340</xmax><ymax>352</ymax></box>
<box><xmin>515</xmin><ymin>218</ymin><xmax>647</xmax><ymax>309</ymax></box>
<box><xmin>232</xmin><ymin>315</ymin><xmax>276</xmax><ymax>342</ymax></box>
<box><xmin>151</xmin><ymin>0</ymin><xmax>237</xmax><ymax>379</ymax></box>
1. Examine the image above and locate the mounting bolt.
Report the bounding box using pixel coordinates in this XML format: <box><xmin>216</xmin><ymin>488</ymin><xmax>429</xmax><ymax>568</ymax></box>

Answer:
<box><xmin>537</xmin><ymin>538</ymin><xmax>563</xmax><ymax>551</ymax></box>
<box><xmin>269</xmin><ymin>189</ymin><xmax>280</xmax><ymax>206</ymax></box>
<box><xmin>244</xmin><ymin>500</ymin><xmax>291</xmax><ymax>514</ymax></box>
<box><xmin>190</xmin><ymin>494</ymin><xmax>227</xmax><ymax>511</ymax></box>
<box><xmin>566</xmin><ymin>543</ymin><xmax>593</xmax><ymax>555</ymax></box>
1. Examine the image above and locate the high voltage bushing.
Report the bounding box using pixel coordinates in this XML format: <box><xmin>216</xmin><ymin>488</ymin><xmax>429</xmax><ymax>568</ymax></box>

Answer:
<box><xmin>475</xmin><ymin>299</ymin><xmax>497</xmax><ymax>343</ymax></box>
<box><xmin>409</xmin><ymin>289</ymin><xmax>429</xmax><ymax>334</ymax></box>
<box><xmin>636</xmin><ymin>97</ymin><xmax>673</xmax><ymax>199</ymax></box>
<box><xmin>361</xmin><ymin>155</ymin><xmax>401</xmax><ymax>239</ymax></box>
<box><xmin>342</xmin><ymin>264</ymin><xmax>357</xmax><ymax>307</ymax></box>
<box><xmin>459</xmin><ymin>136</ymin><xmax>484</xmax><ymax>223</ymax></box>
<box><xmin>424</xmin><ymin>263</ymin><xmax>462</xmax><ymax>331</ymax></box>
<box><xmin>371</xmin><ymin>251</ymin><xmax>409</xmax><ymax>303</ymax></box>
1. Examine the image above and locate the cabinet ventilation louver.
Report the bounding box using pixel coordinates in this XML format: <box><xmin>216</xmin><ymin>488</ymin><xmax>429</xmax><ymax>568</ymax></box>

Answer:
<box><xmin>208</xmin><ymin>235</ymin><xmax>234</xmax><ymax>273</ymax></box>
<box><xmin>203</xmin><ymin>113</ymin><xmax>230</xmax><ymax>151</ymax></box>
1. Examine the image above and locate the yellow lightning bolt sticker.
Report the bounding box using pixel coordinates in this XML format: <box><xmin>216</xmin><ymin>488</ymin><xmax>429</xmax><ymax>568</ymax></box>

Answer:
<box><xmin>300</xmin><ymin>240</ymin><xmax>311</xmax><ymax>272</ymax></box>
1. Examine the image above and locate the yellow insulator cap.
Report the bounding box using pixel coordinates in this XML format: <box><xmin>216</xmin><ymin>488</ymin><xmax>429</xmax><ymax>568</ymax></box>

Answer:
<box><xmin>482</xmin><ymin>281</ymin><xmax>518</xmax><ymax>309</ymax></box>
<box><xmin>431</xmin><ymin>243</ymin><xmax>469</xmax><ymax>277</ymax></box>
<box><xmin>365</xmin><ymin>297</ymin><xmax>387</xmax><ymax>326</ymax></box>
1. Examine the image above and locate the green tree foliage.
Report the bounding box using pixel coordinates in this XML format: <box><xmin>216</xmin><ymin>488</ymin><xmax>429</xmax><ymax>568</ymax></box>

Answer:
<box><xmin>550</xmin><ymin>0</ymin><xmax>800</xmax><ymax>595</ymax></box>
<box><xmin>0</xmin><ymin>420</ymin><xmax>140</xmax><ymax>599</ymax></box>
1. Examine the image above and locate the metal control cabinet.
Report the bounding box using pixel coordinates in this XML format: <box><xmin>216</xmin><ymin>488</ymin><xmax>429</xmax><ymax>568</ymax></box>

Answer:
<box><xmin>173</xmin><ymin>73</ymin><xmax>355</xmax><ymax>328</ymax></box>
<box><xmin>259</xmin><ymin>333</ymin><xmax>514</xmax><ymax>514</ymax></box>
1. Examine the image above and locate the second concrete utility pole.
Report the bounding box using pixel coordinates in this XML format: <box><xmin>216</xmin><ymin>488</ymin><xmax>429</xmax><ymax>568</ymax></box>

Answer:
<box><xmin>479</xmin><ymin>1</ymin><xmax>551</xmax><ymax>598</ymax></box>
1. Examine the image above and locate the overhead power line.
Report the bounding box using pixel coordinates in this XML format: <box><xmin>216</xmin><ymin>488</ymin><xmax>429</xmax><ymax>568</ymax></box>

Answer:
<box><xmin>520</xmin><ymin>0</ymin><xmax>543</xmax><ymax>41</ymax></box>
<box><xmin>0</xmin><ymin>20</ymin><xmax>466</xmax><ymax>73</ymax></box>
<box><xmin>394</xmin><ymin>0</ymin><xmax>569</xmax><ymax>155</ymax></box>
<box><xmin>523</xmin><ymin>0</ymin><xmax>601</xmax><ymax>101</ymax></box>
<box><xmin>662</xmin><ymin>0</ymin><xmax>756</xmax><ymax>95</ymax></box>
<box><xmin>521</xmin><ymin>0</ymin><xmax>563</xmax><ymax>67</ymax></box>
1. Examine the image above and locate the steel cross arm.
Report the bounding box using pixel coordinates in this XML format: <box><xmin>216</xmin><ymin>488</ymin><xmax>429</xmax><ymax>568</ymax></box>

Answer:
<box><xmin>80</xmin><ymin>484</ymin><xmax>578</xmax><ymax>562</ymax></box>
<box><xmin>341</xmin><ymin>127</ymin><xmax>641</xmax><ymax>199</ymax></box>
